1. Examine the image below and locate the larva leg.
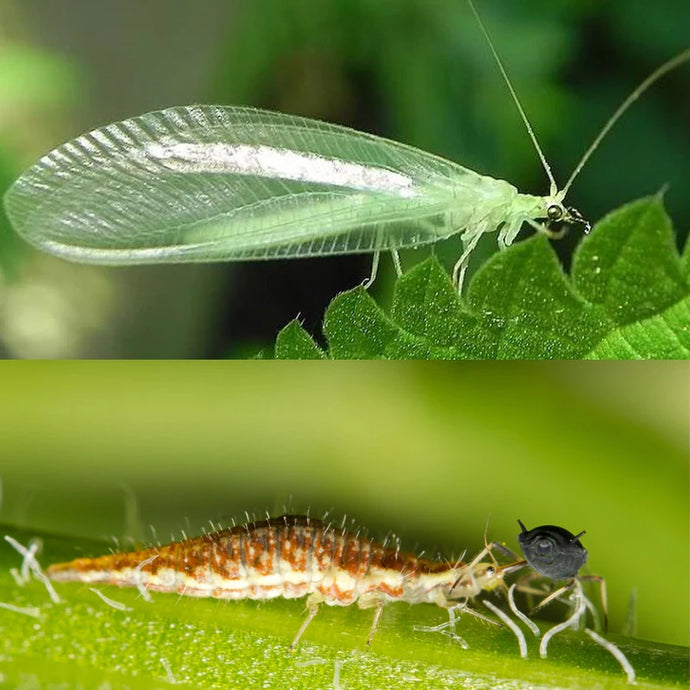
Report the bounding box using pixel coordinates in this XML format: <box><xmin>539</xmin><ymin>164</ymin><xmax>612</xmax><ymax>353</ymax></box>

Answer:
<box><xmin>390</xmin><ymin>248</ymin><xmax>402</xmax><ymax>277</ymax></box>
<box><xmin>366</xmin><ymin>602</ymin><xmax>385</xmax><ymax>646</ymax></box>
<box><xmin>363</xmin><ymin>251</ymin><xmax>380</xmax><ymax>289</ymax></box>
<box><xmin>357</xmin><ymin>591</ymin><xmax>387</xmax><ymax>646</ymax></box>
<box><xmin>290</xmin><ymin>592</ymin><xmax>324</xmax><ymax>650</ymax></box>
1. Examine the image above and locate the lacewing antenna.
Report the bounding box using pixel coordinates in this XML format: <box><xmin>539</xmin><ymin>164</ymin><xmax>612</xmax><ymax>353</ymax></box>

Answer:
<box><xmin>466</xmin><ymin>0</ymin><xmax>558</xmax><ymax>196</ymax></box>
<box><xmin>562</xmin><ymin>47</ymin><xmax>690</xmax><ymax>197</ymax></box>
<box><xmin>468</xmin><ymin>1</ymin><xmax>690</xmax><ymax>204</ymax></box>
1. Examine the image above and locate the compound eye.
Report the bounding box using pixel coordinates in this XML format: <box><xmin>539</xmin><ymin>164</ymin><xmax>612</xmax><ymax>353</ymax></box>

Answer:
<box><xmin>485</xmin><ymin>566</ymin><xmax>495</xmax><ymax>576</ymax></box>
<box><xmin>537</xmin><ymin>537</ymin><xmax>554</xmax><ymax>555</ymax></box>
<box><xmin>547</xmin><ymin>204</ymin><xmax>564</xmax><ymax>221</ymax></box>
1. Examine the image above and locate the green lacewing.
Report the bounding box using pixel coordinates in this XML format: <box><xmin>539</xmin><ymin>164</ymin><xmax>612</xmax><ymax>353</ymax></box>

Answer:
<box><xmin>3</xmin><ymin>2</ymin><xmax>688</xmax><ymax>292</ymax></box>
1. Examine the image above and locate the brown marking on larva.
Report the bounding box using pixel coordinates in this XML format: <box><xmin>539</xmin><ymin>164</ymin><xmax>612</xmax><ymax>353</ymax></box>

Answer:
<box><xmin>286</xmin><ymin>525</ymin><xmax>306</xmax><ymax>573</ymax></box>
<box><xmin>374</xmin><ymin>582</ymin><xmax>405</xmax><ymax>599</ymax></box>
<box><xmin>341</xmin><ymin>536</ymin><xmax>362</xmax><ymax>576</ymax></box>
<box><xmin>371</xmin><ymin>544</ymin><xmax>405</xmax><ymax>573</ymax></box>
<box><xmin>283</xmin><ymin>581</ymin><xmax>311</xmax><ymax>598</ymax></box>
<box><xmin>222</xmin><ymin>534</ymin><xmax>242</xmax><ymax>579</ymax></box>
<box><xmin>288</xmin><ymin>534</ymin><xmax>307</xmax><ymax>573</ymax></box>
<box><xmin>352</xmin><ymin>540</ymin><xmax>372</xmax><ymax>581</ymax></box>
<box><xmin>330</xmin><ymin>534</ymin><xmax>346</xmax><ymax>571</ymax></box>
<box><xmin>248</xmin><ymin>584</ymin><xmax>281</xmax><ymax>599</ymax></box>
<box><xmin>45</xmin><ymin>516</ymin><xmax>477</xmax><ymax>610</ymax></box>
<box><xmin>243</xmin><ymin>529</ymin><xmax>270</xmax><ymax>576</ymax></box>
<box><xmin>314</xmin><ymin>531</ymin><xmax>334</xmax><ymax>569</ymax></box>
<box><xmin>323</xmin><ymin>582</ymin><xmax>356</xmax><ymax>605</ymax></box>
<box><xmin>301</xmin><ymin>526</ymin><xmax>314</xmax><ymax>573</ymax></box>
<box><xmin>265</xmin><ymin>527</ymin><xmax>277</xmax><ymax>575</ymax></box>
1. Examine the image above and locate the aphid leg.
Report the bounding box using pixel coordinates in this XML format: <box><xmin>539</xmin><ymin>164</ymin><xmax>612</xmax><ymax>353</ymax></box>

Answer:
<box><xmin>390</xmin><ymin>248</ymin><xmax>403</xmax><ymax>277</ymax></box>
<box><xmin>290</xmin><ymin>592</ymin><xmax>323</xmax><ymax>651</ymax></box>
<box><xmin>507</xmin><ymin>583</ymin><xmax>539</xmax><ymax>637</ymax></box>
<box><xmin>483</xmin><ymin>599</ymin><xmax>528</xmax><ymax>658</ymax></box>
<box><xmin>160</xmin><ymin>657</ymin><xmax>176</xmax><ymax>684</ymax></box>
<box><xmin>582</xmin><ymin>590</ymin><xmax>602</xmax><ymax>633</ymax></box>
<box><xmin>362</xmin><ymin>251</ymin><xmax>380</xmax><ymax>289</ymax></box>
<box><xmin>584</xmin><ymin>628</ymin><xmax>636</xmax><ymax>684</ymax></box>
<box><xmin>0</xmin><ymin>601</ymin><xmax>41</xmax><ymax>618</ymax></box>
<box><xmin>539</xmin><ymin>580</ymin><xmax>587</xmax><ymax>658</ymax></box>
<box><xmin>514</xmin><ymin>570</ymin><xmax>548</xmax><ymax>598</ymax></box>
<box><xmin>580</xmin><ymin>573</ymin><xmax>608</xmax><ymax>632</ymax></box>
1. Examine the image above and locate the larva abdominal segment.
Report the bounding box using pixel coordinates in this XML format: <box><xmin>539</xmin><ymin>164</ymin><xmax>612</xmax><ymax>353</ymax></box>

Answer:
<box><xmin>46</xmin><ymin>515</ymin><xmax>509</xmax><ymax>648</ymax></box>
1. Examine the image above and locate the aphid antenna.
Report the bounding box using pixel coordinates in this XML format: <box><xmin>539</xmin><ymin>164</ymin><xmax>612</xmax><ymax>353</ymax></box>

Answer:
<box><xmin>561</xmin><ymin>47</ymin><xmax>690</xmax><ymax>198</ymax></box>
<box><xmin>466</xmin><ymin>0</ymin><xmax>558</xmax><ymax>196</ymax></box>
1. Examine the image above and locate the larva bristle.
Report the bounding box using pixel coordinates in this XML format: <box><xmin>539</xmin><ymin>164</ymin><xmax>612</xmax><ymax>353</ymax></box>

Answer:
<box><xmin>46</xmin><ymin>516</ymin><xmax>456</xmax><ymax>601</ymax></box>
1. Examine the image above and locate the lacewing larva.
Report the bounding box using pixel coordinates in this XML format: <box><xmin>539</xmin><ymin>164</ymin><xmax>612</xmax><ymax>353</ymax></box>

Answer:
<box><xmin>45</xmin><ymin>514</ymin><xmax>523</xmax><ymax>649</ymax></box>
<box><xmin>3</xmin><ymin>3</ymin><xmax>688</xmax><ymax>293</ymax></box>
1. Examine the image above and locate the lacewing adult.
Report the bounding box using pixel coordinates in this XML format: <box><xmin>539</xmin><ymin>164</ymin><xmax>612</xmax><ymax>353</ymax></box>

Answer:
<box><xmin>3</xmin><ymin>2</ymin><xmax>688</xmax><ymax>292</ymax></box>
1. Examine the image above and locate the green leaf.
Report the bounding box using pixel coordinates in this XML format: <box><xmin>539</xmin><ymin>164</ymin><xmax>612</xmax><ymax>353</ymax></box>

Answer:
<box><xmin>324</xmin><ymin>286</ymin><xmax>441</xmax><ymax>359</ymax></box>
<box><xmin>572</xmin><ymin>195</ymin><xmax>687</xmax><ymax>325</ymax></box>
<box><xmin>585</xmin><ymin>295</ymin><xmax>690</xmax><ymax>359</ymax></box>
<box><xmin>682</xmin><ymin>233</ymin><xmax>690</xmax><ymax>278</ymax></box>
<box><xmin>276</xmin><ymin>197</ymin><xmax>689</xmax><ymax>359</ymax></box>
<box><xmin>2</xmin><ymin>525</ymin><xmax>688</xmax><ymax>689</ymax></box>
<box><xmin>465</xmin><ymin>236</ymin><xmax>610</xmax><ymax>358</ymax></box>
<box><xmin>275</xmin><ymin>319</ymin><xmax>325</xmax><ymax>359</ymax></box>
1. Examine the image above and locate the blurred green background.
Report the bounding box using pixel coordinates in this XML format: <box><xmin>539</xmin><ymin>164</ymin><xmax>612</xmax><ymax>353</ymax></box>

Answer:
<box><xmin>0</xmin><ymin>362</ymin><xmax>687</xmax><ymax>647</ymax></box>
<box><xmin>0</xmin><ymin>0</ymin><xmax>688</xmax><ymax>357</ymax></box>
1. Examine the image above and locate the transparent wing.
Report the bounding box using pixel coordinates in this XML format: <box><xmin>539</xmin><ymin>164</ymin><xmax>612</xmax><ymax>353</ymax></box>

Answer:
<box><xmin>3</xmin><ymin>105</ymin><xmax>482</xmax><ymax>264</ymax></box>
